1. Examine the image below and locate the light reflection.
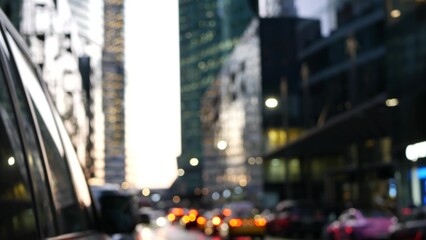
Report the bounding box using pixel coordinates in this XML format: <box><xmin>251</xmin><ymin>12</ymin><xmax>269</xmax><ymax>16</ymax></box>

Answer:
<box><xmin>172</xmin><ymin>195</ymin><xmax>181</xmax><ymax>203</ymax></box>
<box><xmin>8</xmin><ymin>157</ymin><xmax>15</xmax><ymax>166</ymax></box>
<box><xmin>386</xmin><ymin>98</ymin><xmax>399</xmax><ymax>107</ymax></box>
<box><xmin>189</xmin><ymin>157</ymin><xmax>199</xmax><ymax>166</ymax></box>
<box><xmin>212</xmin><ymin>192</ymin><xmax>220</xmax><ymax>200</ymax></box>
<box><xmin>390</xmin><ymin>9</ymin><xmax>401</xmax><ymax>18</ymax></box>
<box><xmin>151</xmin><ymin>193</ymin><xmax>161</xmax><ymax>202</ymax></box>
<box><xmin>142</xmin><ymin>188</ymin><xmax>150</xmax><ymax>196</ymax></box>
<box><xmin>177</xmin><ymin>168</ymin><xmax>185</xmax><ymax>176</ymax></box>
<box><xmin>121</xmin><ymin>182</ymin><xmax>129</xmax><ymax>189</ymax></box>
<box><xmin>239</xmin><ymin>179</ymin><xmax>248</xmax><ymax>187</ymax></box>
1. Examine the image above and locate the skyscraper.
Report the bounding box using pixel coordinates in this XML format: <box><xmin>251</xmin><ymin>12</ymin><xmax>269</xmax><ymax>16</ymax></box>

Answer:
<box><xmin>176</xmin><ymin>0</ymin><xmax>254</xmax><ymax>203</ymax></box>
<box><xmin>102</xmin><ymin>0</ymin><xmax>125</xmax><ymax>185</ymax></box>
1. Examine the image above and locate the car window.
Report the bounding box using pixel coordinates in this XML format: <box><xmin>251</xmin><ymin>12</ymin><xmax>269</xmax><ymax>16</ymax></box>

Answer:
<box><xmin>0</xmin><ymin>54</ymin><xmax>38</xmax><ymax>239</ymax></box>
<box><xmin>0</xmin><ymin>25</ymin><xmax>56</xmax><ymax>237</ymax></box>
<box><xmin>6</xmin><ymin>31</ymin><xmax>94</xmax><ymax>234</ymax></box>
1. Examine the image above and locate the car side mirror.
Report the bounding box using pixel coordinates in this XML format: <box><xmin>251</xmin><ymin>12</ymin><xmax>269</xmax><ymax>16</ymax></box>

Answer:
<box><xmin>99</xmin><ymin>192</ymin><xmax>138</xmax><ymax>234</ymax></box>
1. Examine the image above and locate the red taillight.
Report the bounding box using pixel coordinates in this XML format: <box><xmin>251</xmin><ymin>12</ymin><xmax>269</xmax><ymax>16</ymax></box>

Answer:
<box><xmin>229</xmin><ymin>218</ymin><xmax>243</xmax><ymax>227</ymax></box>
<box><xmin>278</xmin><ymin>218</ymin><xmax>289</xmax><ymax>226</ymax></box>
<box><xmin>345</xmin><ymin>226</ymin><xmax>353</xmax><ymax>234</ymax></box>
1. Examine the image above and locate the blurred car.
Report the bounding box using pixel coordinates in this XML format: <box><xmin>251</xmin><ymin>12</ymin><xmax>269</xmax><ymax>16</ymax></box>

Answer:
<box><xmin>326</xmin><ymin>208</ymin><xmax>396</xmax><ymax>240</ymax></box>
<box><xmin>219</xmin><ymin>201</ymin><xmax>266</xmax><ymax>240</ymax></box>
<box><xmin>389</xmin><ymin>206</ymin><xmax>426</xmax><ymax>240</ymax></box>
<box><xmin>0</xmin><ymin>7</ymin><xmax>138</xmax><ymax>239</ymax></box>
<box><xmin>266</xmin><ymin>199</ymin><xmax>327</xmax><ymax>238</ymax></box>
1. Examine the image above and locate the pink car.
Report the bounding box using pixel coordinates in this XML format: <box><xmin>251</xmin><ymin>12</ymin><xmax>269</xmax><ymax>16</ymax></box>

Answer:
<box><xmin>327</xmin><ymin>208</ymin><xmax>397</xmax><ymax>240</ymax></box>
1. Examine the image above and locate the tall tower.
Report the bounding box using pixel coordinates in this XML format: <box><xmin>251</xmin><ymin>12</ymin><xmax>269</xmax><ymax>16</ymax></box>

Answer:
<box><xmin>176</xmin><ymin>0</ymin><xmax>254</xmax><ymax>204</ymax></box>
<box><xmin>102</xmin><ymin>0</ymin><xmax>125</xmax><ymax>185</ymax></box>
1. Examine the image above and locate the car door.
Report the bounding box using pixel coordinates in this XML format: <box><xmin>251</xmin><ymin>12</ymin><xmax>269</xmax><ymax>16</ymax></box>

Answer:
<box><xmin>0</xmin><ymin>8</ymin><xmax>109</xmax><ymax>240</ymax></box>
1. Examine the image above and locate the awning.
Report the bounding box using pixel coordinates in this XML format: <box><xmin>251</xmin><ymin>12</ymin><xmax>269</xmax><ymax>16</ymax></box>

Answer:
<box><xmin>263</xmin><ymin>93</ymin><xmax>393</xmax><ymax>159</ymax></box>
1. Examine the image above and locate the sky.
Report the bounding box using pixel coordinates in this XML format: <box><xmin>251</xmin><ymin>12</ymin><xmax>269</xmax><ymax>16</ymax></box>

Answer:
<box><xmin>125</xmin><ymin>1</ymin><xmax>181</xmax><ymax>189</ymax></box>
<box><xmin>122</xmin><ymin>0</ymin><xmax>333</xmax><ymax>190</ymax></box>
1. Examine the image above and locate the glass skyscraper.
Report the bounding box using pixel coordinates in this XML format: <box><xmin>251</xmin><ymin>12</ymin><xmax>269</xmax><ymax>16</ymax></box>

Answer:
<box><xmin>177</xmin><ymin>0</ymin><xmax>254</xmax><ymax>201</ymax></box>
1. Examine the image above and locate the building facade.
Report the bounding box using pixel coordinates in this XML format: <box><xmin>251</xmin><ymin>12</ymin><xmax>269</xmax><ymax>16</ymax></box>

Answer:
<box><xmin>201</xmin><ymin>19</ymin><xmax>263</xmax><ymax>207</ymax></box>
<box><xmin>19</xmin><ymin>0</ymin><xmax>90</xmax><ymax>172</ymax></box>
<box><xmin>102</xmin><ymin>0</ymin><xmax>125</xmax><ymax>185</ymax></box>
<box><xmin>67</xmin><ymin>0</ymin><xmax>105</xmax><ymax>183</ymax></box>
<box><xmin>263</xmin><ymin>0</ymin><xmax>426</xmax><ymax>211</ymax></box>
<box><xmin>176</xmin><ymin>0</ymin><xmax>254</xmax><ymax>205</ymax></box>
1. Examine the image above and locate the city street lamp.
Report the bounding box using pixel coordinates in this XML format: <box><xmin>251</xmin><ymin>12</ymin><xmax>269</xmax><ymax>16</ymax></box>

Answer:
<box><xmin>265</xmin><ymin>97</ymin><xmax>279</xmax><ymax>109</ymax></box>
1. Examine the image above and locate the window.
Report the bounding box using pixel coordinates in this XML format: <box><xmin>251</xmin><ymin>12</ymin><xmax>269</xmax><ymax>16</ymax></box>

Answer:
<box><xmin>0</xmin><ymin>50</ymin><xmax>37</xmax><ymax>239</ymax></box>
<box><xmin>6</xmin><ymin>31</ymin><xmax>94</xmax><ymax>234</ymax></box>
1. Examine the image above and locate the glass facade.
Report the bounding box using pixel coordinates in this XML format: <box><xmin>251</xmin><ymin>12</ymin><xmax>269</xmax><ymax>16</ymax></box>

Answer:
<box><xmin>177</xmin><ymin>0</ymin><xmax>254</xmax><ymax>199</ymax></box>
<box><xmin>262</xmin><ymin>0</ymin><xmax>426</xmax><ymax>210</ymax></box>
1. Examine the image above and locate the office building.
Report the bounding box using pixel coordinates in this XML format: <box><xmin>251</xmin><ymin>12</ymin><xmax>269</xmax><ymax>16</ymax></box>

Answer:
<box><xmin>175</xmin><ymin>0</ymin><xmax>254</xmax><ymax>205</ymax></box>
<box><xmin>201</xmin><ymin>19</ymin><xmax>263</xmax><ymax>206</ymax></box>
<box><xmin>263</xmin><ymin>0</ymin><xmax>426</xmax><ymax>210</ymax></box>
<box><xmin>102</xmin><ymin>0</ymin><xmax>125</xmax><ymax>185</ymax></box>
<box><xmin>19</xmin><ymin>0</ymin><xmax>90</xmax><ymax>172</ymax></box>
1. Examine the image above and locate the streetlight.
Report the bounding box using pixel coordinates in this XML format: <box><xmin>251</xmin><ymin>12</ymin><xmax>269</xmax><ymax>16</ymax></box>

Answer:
<box><xmin>190</xmin><ymin>157</ymin><xmax>199</xmax><ymax>166</ymax></box>
<box><xmin>265</xmin><ymin>97</ymin><xmax>279</xmax><ymax>109</ymax></box>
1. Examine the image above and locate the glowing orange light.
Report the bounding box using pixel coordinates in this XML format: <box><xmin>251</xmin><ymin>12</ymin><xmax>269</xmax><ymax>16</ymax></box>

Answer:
<box><xmin>255</xmin><ymin>218</ymin><xmax>267</xmax><ymax>227</ymax></box>
<box><xmin>167</xmin><ymin>213</ymin><xmax>176</xmax><ymax>222</ymax></box>
<box><xmin>229</xmin><ymin>218</ymin><xmax>243</xmax><ymax>227</ymax></box>
<box><xmin>189</xmin><ymin>209</ymin><xmax>198</xmax><ymax>216</ymax></box>
<box><xmin>222</xmin><ymin>208</ymin><xmax>232</xmax><ymax>217</ymax></box>
<box><xmin>197</xmin><ymin>216</ymin><xmax>206</xmax><ymax>225</ymax></box>
<box><xmin>189</xmin><ymin>214</ymin><xmax>196</xmax><ymax>222</ymax></box>
<box><xmin>172</xmin><ymin>208</ymin><xmax>184</xmax><ymax>216</ymax></box>
<box><xmin>182</xmin><ymin>215</ymin><xmax>190</xmax><ymax>224</ymax></box>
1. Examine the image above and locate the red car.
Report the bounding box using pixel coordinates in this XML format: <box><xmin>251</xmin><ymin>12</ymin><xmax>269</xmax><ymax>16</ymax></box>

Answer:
<box><xmin>327</xmin><ymin>208</ymin><xmax>396</xmax><ymax>240</ymax></box>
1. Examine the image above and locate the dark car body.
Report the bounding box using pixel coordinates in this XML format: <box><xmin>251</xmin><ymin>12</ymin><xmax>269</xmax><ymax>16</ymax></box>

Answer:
<box><xmin>389</xmin><ymin>207</ymin><xmax>426</xmax><ymax>240</ymax></box>
<box><xmin>266</xmin><ymin>199</ymin><xmax>326</xmax><ymax>238</ymax></box>
<box><xmin>0</xmin><ymin>7</ymin><xmax>136</xmax><ymax>240</ymax></box>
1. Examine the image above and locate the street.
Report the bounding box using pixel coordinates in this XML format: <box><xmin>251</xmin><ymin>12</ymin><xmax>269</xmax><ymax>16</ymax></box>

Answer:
<box><xmin>134</xmin><ymin>224</ymin><xmax>322</xmax><ymax>240</ymax></box>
